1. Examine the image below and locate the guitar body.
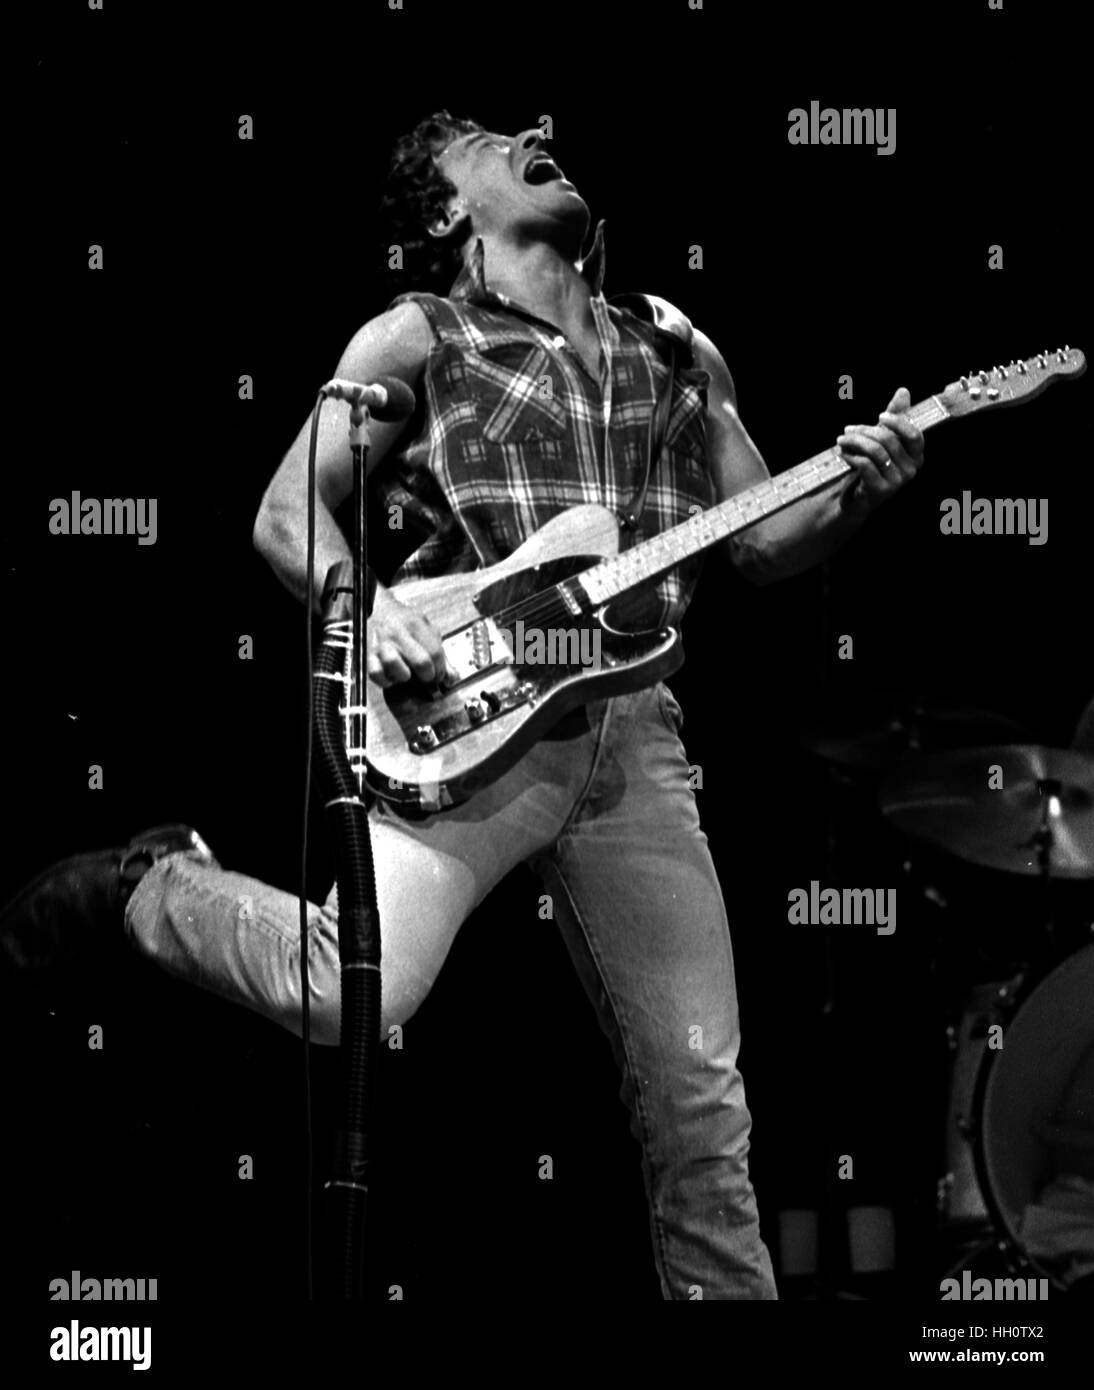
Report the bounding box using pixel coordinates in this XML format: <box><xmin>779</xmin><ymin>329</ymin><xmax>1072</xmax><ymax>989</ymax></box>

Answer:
<box><xmin>359</xmin><ymin>504</ymin><xmax>683</xmax><ymax>811</ymax></box>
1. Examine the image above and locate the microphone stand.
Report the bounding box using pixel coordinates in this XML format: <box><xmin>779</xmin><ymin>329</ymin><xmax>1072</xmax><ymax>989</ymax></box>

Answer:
<box><xmin>315</xmin><ymin>396</ymin><xmax>383</xmax><ymax>1299</ymax></box>
<box><xmin>351</xmin><ymin>401</ymin><xmax>371</xmax><ymax>773</ymax></box>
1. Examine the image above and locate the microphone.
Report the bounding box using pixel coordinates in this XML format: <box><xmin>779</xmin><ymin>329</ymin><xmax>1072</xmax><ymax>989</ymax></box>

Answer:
<box><xmin>320</xmin><ymin>374</ymin><xmax>416</xmax><ymax>422</ymax></box>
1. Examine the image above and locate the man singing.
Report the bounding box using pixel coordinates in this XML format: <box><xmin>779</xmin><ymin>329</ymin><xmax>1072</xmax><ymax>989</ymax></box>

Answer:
<box><xmin>1</xmin><ymin>112</ymin><xmax>924</xmax><ymax>1299</ymax></box>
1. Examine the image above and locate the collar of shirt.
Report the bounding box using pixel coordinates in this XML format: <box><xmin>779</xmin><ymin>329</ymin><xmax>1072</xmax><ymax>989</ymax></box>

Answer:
<box><xmin>445</xmin><ymin>219</ymin><xmax>696</xmax><ymax>375</ymax></box>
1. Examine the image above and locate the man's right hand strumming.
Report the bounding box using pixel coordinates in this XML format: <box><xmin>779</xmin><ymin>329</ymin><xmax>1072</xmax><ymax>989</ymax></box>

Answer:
<box><xmin>367</xmin><ymin>586</ymin><xmax>448</xmax><ymax>689</ymax></box>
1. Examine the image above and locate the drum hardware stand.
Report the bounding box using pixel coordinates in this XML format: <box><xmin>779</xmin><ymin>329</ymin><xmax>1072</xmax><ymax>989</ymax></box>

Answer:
<box><xmin>1025</xmin><ymin>777</ymin><xmax>1061</xmax><ymax>954</ymax></box>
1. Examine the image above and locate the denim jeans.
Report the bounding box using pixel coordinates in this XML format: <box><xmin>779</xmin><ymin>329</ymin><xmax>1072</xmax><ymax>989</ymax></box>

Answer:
<box><xmin>125</xmin><ymin>682</ymin><xmax>776</xmax><ymax>1299</ymax></box>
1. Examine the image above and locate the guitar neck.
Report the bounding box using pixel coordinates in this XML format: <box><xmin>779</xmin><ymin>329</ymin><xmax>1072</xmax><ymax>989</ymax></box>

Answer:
<box><xmin>579</xmin><ymin>394</ymin><xmax>951</xmax><ymax>607</ymax></box>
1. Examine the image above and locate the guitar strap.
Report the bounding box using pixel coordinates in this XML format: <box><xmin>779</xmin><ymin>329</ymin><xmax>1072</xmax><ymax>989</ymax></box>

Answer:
<box><xmin>616</xmin><ymin>342</ymin><xmax>677</xmax><ymax>532</ymax></box>
<box><xmin>608</xmin><ymin>293</ymin><xmax>692</xmax><ymax>531</ymax></box>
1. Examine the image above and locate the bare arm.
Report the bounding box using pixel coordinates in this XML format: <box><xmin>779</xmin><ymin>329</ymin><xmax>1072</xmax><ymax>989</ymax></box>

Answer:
<box><xmin>253</xmin><ymin>300</ymin><xmax>432</xmax><ymax>608</ymax></box>
<box><xmin>694</xmin><ymin>329</ymin><xmax>924</xmax><ymax>584</ymax></box>
<box><xmin>694</xmin><ymin>329</ymin><xmax>864</xmax><ymax>584</ymax></box>
<box><xmin>253</xmin><ymin>299</ymin><xmax>449</xmax><ymax>685</ymax></box>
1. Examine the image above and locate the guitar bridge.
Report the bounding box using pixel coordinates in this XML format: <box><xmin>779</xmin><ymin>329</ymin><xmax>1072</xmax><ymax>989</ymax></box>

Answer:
<box><xmin>447</xmin><ymin>617</ymin><xmax>516</xmax><ymax>677</ymax></box>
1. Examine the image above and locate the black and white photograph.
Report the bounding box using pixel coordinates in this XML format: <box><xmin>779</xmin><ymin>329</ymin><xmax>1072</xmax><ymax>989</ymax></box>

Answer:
<box><xmin>6</xmin><ymin>0</ymin><xmax>1091</xmax><ymax>1369</ymax></box>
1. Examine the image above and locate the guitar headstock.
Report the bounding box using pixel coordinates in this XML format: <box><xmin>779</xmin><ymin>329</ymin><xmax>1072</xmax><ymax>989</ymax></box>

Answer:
<box><xmin>940</xmin><ymin>347</ymin><xmax>1085</xmax><ymax>418</ymax></box>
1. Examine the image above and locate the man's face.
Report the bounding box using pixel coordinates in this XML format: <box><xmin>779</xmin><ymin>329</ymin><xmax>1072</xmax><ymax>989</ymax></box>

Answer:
<box><xmin>434</xmin><ymin>127</ymin><xmax>589</xmax><ymax>251</ymax></box>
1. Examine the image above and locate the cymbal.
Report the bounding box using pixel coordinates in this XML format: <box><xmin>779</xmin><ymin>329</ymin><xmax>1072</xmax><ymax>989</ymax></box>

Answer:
<box><xmin>799</xmin><ymin>696</ymin><xmax>1027</xmax><ymax>772</ymax></box>
<box><xmin>880</xmin><ymin>745</ymin><xmax>1094</xmax><ymax>879</ymax></box>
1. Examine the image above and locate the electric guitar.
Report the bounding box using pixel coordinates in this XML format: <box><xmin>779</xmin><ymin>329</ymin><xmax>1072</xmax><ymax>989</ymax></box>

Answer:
<box><xmin>342</xmin><ymin>348</ymin><xmax>1084</xmax><ymax>812</ymax></box>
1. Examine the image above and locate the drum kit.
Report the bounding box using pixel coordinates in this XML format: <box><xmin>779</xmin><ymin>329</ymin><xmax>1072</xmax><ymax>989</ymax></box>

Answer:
<box><xmin>800</xmin><ymin>695</ymin><xmax>1094</xmax><ymax>1296</ymax></box>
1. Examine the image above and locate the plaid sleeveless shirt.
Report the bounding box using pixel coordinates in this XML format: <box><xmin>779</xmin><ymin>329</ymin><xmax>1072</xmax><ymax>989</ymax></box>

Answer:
<box><xmin>375</xmin><ymin>222</ymin><xmax>714</xmax><ymax>629</ymax></box>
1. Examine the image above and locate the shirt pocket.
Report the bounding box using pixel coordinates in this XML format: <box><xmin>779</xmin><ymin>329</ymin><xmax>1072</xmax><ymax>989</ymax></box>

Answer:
<box><xmin>463</xmin><ymin>342</ymin><xmax>570</xmax><ymax>444</ymax></box>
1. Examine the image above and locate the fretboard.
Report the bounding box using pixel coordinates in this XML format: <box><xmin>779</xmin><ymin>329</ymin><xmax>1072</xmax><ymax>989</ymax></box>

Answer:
<box><xmin>579</xmin><ymin>395</ymin><xmax>951</xmax><ymax>606</ymax></box>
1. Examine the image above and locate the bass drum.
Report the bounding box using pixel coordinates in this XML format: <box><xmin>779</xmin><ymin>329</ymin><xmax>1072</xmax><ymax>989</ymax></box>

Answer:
<box><xmin>974</xmin><ymin>943</ymin><xmax>1094</xmax><ymax>1292</ymax></box>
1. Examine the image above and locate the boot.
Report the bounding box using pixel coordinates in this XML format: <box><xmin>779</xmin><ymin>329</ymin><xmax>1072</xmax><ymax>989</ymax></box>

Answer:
<box><xmin>0</xmin><ymin>824</ymin><xmax>217</xmax><ymax>978</ymax></box>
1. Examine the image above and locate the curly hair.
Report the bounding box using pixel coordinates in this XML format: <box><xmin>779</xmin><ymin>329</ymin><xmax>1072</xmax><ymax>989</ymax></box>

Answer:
<box><xmin>379</xmin><ymin>111</ymin><xmax>485</xmax><ymax>295</ymax></box>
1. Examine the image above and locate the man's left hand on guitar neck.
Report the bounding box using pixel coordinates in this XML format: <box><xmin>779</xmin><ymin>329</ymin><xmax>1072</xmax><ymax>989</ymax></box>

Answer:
<box><xmin>695</xmin><ymin>326</ymin><xmax>926</xmax><ymax>584</ymax></box>
<box><xmin>836</xmin><ymin>386</ymin><xmax>926</xmax><ymax>521</ymax></box>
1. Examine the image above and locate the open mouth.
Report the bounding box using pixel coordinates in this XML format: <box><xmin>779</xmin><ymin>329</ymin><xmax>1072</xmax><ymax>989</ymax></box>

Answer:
<box><xmin>523</xmin><ymin>154</ymin><xmax>565</xmax><ymax>185</ymax></box>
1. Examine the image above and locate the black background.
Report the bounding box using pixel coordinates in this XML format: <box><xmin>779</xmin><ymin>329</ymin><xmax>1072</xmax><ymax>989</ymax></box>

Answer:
<box><xmin>5</xmin><ymin>0</ymin><xmax>1092</xmax><ymax>1340</ymax></box>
